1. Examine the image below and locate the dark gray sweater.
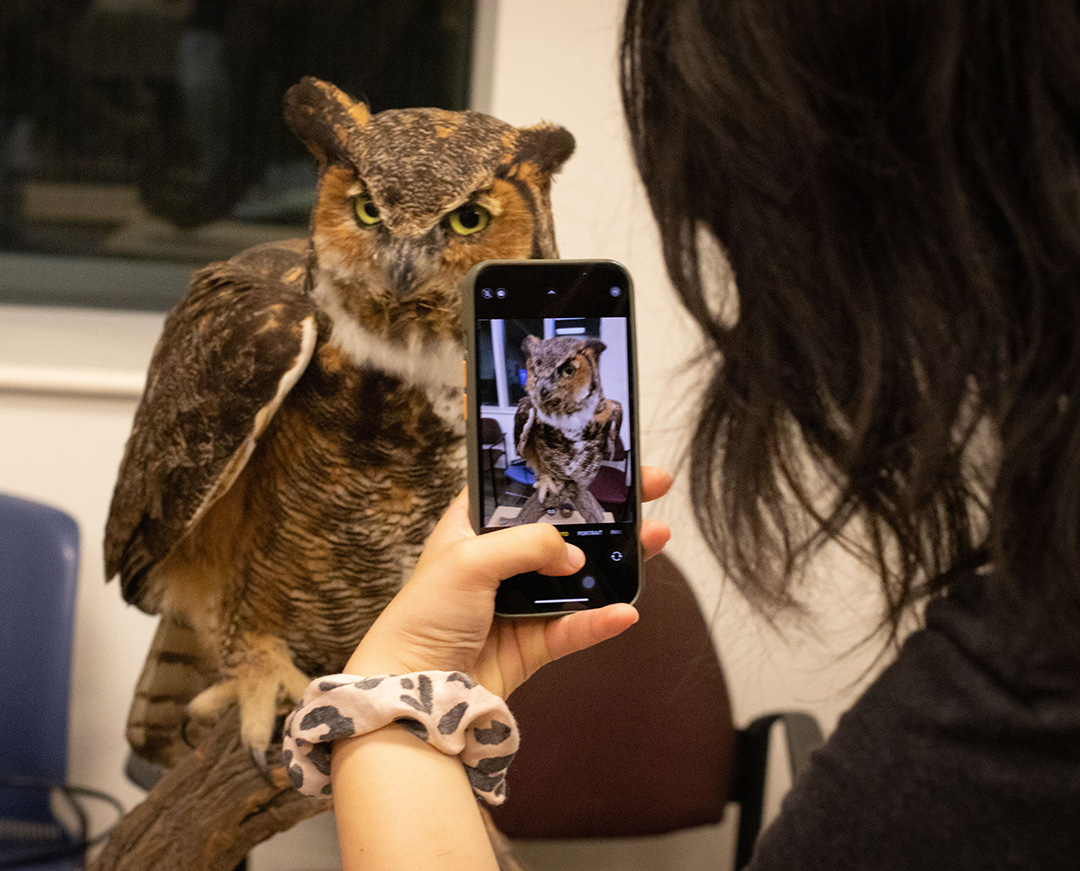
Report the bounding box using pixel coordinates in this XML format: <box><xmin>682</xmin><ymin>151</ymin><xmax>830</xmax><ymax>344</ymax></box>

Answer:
<box><xmin>749</xmin><ymin>575</ymin><xmax>1080</xmax><ymax>869</ymax></box>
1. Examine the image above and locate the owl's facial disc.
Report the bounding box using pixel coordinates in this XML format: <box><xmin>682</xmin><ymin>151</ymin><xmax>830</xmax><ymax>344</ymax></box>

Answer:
<box><xmin>524</xmin><ymin>340</ymin><xmax>605</xmax><ymax>419</ymax></box>
<box><xmin>312</xmin><ymin>160</ymin><xmax>540</xmax><ymax>353</ymax></box>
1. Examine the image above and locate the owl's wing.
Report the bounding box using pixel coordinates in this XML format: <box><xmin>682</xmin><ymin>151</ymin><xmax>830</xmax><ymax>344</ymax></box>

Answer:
<box><xmin>604</xmin><ymin>399</ymin><xmax>624</xmax><ymax>458</ymax></box>
<box><xmin>514</xmin><ymin>397</ymin><xmax>536</xmax><ymax>459</ymax></box>
<box><xmin>104</xmin><ymin>239</ymin><xmax>319</xmax><ymax>611</ymax></box>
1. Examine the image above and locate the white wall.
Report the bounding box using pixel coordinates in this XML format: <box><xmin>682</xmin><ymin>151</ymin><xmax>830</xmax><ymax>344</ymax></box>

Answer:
<box><xmin>0</xmin><ymin>2</ymin><xmax>890</xmax><ymax>869</ymax></box>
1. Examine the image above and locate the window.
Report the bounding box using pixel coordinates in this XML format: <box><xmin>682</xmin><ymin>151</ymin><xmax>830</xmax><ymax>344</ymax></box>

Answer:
<box><xmin>0</xmin><ymin>0</ymin><xmax>478</xmax><ymax>310</ymax></box>
<box><xmin>501</xmin><ymin>318</ymin><xmax>542</xmax><ymax>407</ymax></box>
<box><xmin>477</xmin><ymin>319</ymin><xmax>498</xmax><ymax>406</ymax></box>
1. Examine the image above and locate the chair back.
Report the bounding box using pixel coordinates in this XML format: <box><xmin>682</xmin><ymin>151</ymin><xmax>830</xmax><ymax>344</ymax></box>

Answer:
<box><xmin>489</xmin><ymin>552</ymin><xmax>735</xmax><ymax>839</ymax></box>
<box><xmin>481</xmin><ymin>416</ymin><xmax>504</xmax><ymax>445</ymax></box>
<box><xmin>0</xmin><ymin>494</ymin><xmax>79</xmax><ymax>823</ymax></box>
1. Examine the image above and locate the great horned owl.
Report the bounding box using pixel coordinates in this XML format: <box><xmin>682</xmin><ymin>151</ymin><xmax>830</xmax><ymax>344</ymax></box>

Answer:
<box><xmin>104</xmin><ymin>77</ymin><xmax>574</xmax><ymax>769</ymax></box>
<box><xmin>513</xmin><ymin>335</ymin><xmax>622</xmax><ymax>524</ymax></box>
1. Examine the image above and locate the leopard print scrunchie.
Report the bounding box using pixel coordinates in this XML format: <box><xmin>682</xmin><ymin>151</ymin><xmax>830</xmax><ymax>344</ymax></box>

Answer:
<box><xmin>283</xmin><ymin>671</ymin><xmax>519</xmax><ymax>805</ymax></box>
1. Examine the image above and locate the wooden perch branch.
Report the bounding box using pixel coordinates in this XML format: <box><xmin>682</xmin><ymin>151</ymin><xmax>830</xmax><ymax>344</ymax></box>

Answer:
<box><xmin>89</xmin><ymin>706</ymin><xmax>524</xmax><ymax>871</ymax></box>
<box><xmin>89</xmin><ymin>708</ymin><xmax>328</xmax><ymax>871</ymax></box>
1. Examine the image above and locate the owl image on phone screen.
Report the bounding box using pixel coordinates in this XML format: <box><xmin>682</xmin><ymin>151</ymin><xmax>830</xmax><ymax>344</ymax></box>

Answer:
<box><xmin>511</xmin><ymin>335</ymin><xmax>623</xmax><ymax>524</ymax></box>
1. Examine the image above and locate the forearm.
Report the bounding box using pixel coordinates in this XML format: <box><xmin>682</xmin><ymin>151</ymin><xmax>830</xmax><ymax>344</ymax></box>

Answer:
<box><xmin>313</xmin><ymin>478</ymin><xmax>670</xmax><ymax>868</ymax></box>
<box><xmin>331</xmin><ymin>724</ymin><xmax>500</xmax><ymax>871</ymax></box>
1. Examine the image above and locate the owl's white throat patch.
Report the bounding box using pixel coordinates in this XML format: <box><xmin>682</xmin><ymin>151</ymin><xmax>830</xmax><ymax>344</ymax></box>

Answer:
<box><xmin>537</xmin><ymin>397</ymin><xmax>600</xmax><ymax>437</ymax></box>
<box><xmin>312</xmin><ymin>276</ymin><xmax>463</xmax><ymax>398</ymax></box>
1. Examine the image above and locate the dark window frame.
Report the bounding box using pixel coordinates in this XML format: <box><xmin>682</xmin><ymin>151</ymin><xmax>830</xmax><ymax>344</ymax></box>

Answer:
<box><xmin>0</xmin><ymin>0</ymin><xmax>478</xmax><ymax>312</ymax></box>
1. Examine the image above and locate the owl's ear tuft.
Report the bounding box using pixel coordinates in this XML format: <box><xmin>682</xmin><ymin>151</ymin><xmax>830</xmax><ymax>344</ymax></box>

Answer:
<box><xmin>513</xmin><ymin>123</ymin><xmax>576</xmax><ymax>175</ymax></box>
<box><xmin>522</xmin><ymin>335</ymin><xmax>542</xmax><ymax>356</ymax></box>
<box><xmin>283</xmin><ymin>77</ymin><xmax>371</xmax><ymax>167</ymax></box>
<box><xmin>583</xmin><ymin>339</ymin><xmax>607</xmax><ymax>359</ymax></box>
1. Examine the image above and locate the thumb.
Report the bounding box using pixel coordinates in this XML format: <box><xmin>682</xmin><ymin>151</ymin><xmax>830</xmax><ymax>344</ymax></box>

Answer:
<box><xmin>543</xmin><ymin>604</ymin><xmax>639</xmax><ymax>662</ymax></box>
<box><xmin>419</xmin><ymin>487</ymin><xmax>586</xmax><ymax>591</ymax></box>
<box><xmin>444</xmin><ymin>522</ymin><xmax>586</xmax><ymax>592</ymax></box>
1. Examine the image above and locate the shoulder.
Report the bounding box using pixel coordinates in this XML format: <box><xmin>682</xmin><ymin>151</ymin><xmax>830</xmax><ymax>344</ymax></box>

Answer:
<box><xmin>748</xmin><ymin>574</ymin><xmax>1080</xmax><ymax>870</ymax></box>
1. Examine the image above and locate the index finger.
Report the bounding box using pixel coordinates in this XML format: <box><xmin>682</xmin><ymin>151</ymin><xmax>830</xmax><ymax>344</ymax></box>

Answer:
<box><xmin>641</xmin><ymin>466</ymin><xmax>673</xmax><ymax>503</ymax></box>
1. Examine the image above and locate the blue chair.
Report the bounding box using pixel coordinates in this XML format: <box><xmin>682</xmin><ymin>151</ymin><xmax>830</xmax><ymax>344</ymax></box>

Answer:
<box><xmin>0</xmin><ymin>493</ymin><xmax>87</xmax><ymax>870</ymax></box>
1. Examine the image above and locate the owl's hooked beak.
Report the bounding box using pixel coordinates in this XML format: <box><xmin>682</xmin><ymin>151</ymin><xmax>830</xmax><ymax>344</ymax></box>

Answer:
<box><xmin>388</xmin><ymin>251</ymin><xmax>419</xmax><ymax>296</ymax></box>
<box><xmin>381</xmin><ymin>235</ymin><xmax>439</xmax><ymax>300</ymax></box>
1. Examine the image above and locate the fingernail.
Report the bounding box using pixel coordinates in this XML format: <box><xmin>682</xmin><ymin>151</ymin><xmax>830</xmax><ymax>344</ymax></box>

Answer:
<box><xmin>567</xmin><ymin>544</ymin><xmax>586</xmax><ymax>569</ymax></box>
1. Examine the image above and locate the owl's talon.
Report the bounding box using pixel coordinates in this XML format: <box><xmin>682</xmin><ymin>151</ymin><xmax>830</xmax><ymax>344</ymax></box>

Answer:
<box><xmin>179</xmin><ymin>712</ymin><xmax>197</xmax><ymax>750</ymax></box>
<box><xmin>250</xmin><ymin>746</ymin><xmax>274</xmax><ymax>784</ymax></box>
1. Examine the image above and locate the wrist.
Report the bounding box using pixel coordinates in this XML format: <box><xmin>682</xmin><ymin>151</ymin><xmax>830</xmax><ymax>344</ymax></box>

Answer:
<box><xmin>345</xmin><ymin>625</ymin><xmax>475</xmax><ymax>681</ymax></box>
<box><xmin>344</xmin><ymin>638</ymin><xmax>443</xmax><ymax>679</ymax></box>
<box><xmin>284</xmin><ymin>670</ymin><xmax>519</xmax><ymax>805</ymax></box>
<box><xmin>343</xmin><ymin>650</ymin><xmax>414</xmax><ymax>678</ymax></box>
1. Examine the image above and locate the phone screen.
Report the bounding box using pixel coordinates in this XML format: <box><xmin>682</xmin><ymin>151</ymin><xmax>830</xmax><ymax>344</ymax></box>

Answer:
<box><xmin>464</xmin><ymin>260</ymin><xmax>641</xmax><ymax>616</ymax></box>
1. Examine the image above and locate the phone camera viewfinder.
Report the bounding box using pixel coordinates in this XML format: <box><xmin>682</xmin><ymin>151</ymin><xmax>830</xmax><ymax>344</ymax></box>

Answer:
<box><xmin>610</xmin><ymin>286</ymin><xmax>622</xmax><ymax>297</ymax></box>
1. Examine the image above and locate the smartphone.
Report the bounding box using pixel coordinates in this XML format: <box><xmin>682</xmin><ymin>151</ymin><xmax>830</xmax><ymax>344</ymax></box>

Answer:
<box><xmin>463</xmin><ymin>259</ymin><xmax>642</xmax><ymax>617</ymax></box>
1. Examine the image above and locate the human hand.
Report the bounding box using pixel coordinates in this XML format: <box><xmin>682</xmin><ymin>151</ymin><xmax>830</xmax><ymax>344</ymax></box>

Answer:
<box><xmin>344</xmin><ymin>466</ymin><xmax>672</xmax><ymax>698</ymax></box>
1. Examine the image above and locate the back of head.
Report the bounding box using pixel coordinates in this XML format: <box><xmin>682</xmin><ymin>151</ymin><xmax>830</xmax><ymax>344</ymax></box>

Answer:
<box><xmin>623</xmin><ymin>0</ymin><xmax>1080</xmax><ymax>650</ymax></box>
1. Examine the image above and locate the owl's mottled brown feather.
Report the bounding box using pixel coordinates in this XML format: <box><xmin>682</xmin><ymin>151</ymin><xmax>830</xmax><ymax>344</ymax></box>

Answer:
<box><xmin>104</xmin><ymin>238</ymin><xmax>317</xmax><ymax>611</ymax></box>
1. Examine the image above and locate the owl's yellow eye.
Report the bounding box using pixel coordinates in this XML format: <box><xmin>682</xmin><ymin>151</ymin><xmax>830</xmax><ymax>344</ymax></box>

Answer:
<box><xmin>557</xmin><ymin>361</ymin><xmax>577</xmax><ymax>379</ymax></box>
<box><xmin>446</xmin><ymin>204</ymin><xmax>490</xmax><ymax>236</ymax></box>
<box><xmin>353</xmin><ymin>195</ymin><xmax>381</xmax><ymax>226</ymax></box>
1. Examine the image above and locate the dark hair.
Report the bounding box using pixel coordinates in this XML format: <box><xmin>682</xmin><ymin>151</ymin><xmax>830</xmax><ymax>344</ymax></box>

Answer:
<box><xmin>622</xmin><ymin>0</ymin><xmax>1080</xmax><ymax>648</ymax></box>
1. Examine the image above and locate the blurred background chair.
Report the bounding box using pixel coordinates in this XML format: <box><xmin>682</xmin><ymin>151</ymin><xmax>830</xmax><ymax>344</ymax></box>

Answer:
<box><xmin>588</xmin><ymin>433</ymin><xmax>630</xmax><ymax>520</ymax></box>
<box><xmin>0</xmin><ymin>493</ymin><xmax>83</xmax><ymax>869</ymax></box>
<box><xmin>480</xmin><ymin>417</ymin><xmax>508</xmax><ymax>503</ymax></box>
<box><xmin>0</xmin><ymin>493</ymin><xmax>121</xmax><ymax>870</ymax></box>
<box><xmin>489</xmin><ymin>552</ymin><xmax>824</xmax><ymax>870</ymax></box>
<box><xmin>502</xmin><ymin>460</ymin><xmax>535</xmax><ymax>509</ymax></box>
